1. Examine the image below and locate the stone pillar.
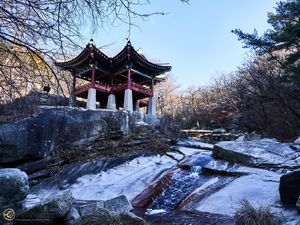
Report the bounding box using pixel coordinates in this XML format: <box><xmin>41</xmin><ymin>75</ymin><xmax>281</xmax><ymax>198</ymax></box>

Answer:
<box><xmin>147</xmin><ymin>97</ymin><xmax>156</xmax><ymax>115</ymax></box>
<box><xmin>124</xmin><ymin>89</ymin><xmax>133</xmax><ymax>111</ymax></box>
<box><xmin>134</xmin><ymin>100</ymin><xmax>140</xmax><ymax>112</ymax></box>
<box><xmin>86</xmin><ymin>88</ymin><xmax>96</xmax><ymax>110</ymax></box>
<box><xmin>107</xmin><ymin>94</ymin><xmax>116</xmax><ymax>109</ymax></box>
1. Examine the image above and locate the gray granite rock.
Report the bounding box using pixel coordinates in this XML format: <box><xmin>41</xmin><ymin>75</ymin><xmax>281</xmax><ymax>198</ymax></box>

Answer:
<box><xmin>80</xmin><ymin>208</ymin><xmax>146</xmax><ymax>225</ymax></box>
<box><xmin>79</xmin><ymin>195</ymin><xmax>133</xmax><ymax>217</ymax></box>
<box><xmin>65</xmin><ymin>206</ymin><xmax>81</xmax><ymax>225</ymax></box>
<box><xmin>0</xmin><ymin>169</ymin><xmax>29</xmax><ymax>206</ymax></box>
<box><xmin>16</xmin><ymin>191</ymin><xmax>74</xmax><ymax>225</ymax></box>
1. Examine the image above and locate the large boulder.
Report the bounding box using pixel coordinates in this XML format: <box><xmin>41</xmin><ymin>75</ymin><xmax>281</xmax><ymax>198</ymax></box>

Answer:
<box><xmin>0</xmin><ymin>169</ymin><xmax>29</xmax><ymax>225</ymax></box>
<box><xmin>16</xmin><ymin>191</ymin><xmax>74</xmax><ymax>225</ymax></box>
<box><xmin>79</xmin><ymin>195</ymin><xmax>145</xmax><ymax>225</ymax></box>
<box><xmin>213</xmin><ymin>139</ymin><xmax>300</xmax><ymax>169</ymax></box>
<box><xmin>279</xmin><ymin>169</ymin><xmax>300</xmax><ymax>204</ymax></box>
<box><xmin>0</xmin><ymin>168</ymin><xmax>29</xmax><ymax>207</ymax></box>
<box><xmin>0</xmin><ymin>107</ymin><xmax>108</xmax><ymax>165</ymax></box>
<box><xmin>297</xmin><ymin>197</ymin><xmax>300</xmax><ymax>214</ymax></box>
<box><xmin>80</xmin><ymin>208</ymin><xmax>146</xmax><ymax>225</ymax></box>
<box><xmin>79</xmin><ymin>195</ymin><xmax>133</xmax><ymax>217</ymax></box>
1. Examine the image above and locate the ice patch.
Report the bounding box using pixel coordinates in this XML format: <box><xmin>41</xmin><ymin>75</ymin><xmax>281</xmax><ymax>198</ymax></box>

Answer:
<box><xmin>68</xmin><ymin>155</ymin><xmax>175</xmax><ymax>201</ymax></box>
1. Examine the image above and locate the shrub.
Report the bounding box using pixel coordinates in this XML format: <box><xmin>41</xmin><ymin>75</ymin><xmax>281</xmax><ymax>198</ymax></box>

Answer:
<box><xmin>234</xmin><ymin>199</ymin><xmax>281</xmax><ymax>225</ymax></box>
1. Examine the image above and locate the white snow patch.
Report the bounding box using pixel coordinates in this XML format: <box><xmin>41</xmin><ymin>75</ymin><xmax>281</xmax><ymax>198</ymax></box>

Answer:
<box><xmin>176</xmin><ymin>146</ymin><xmax>211</xmax><ymax>156</ymax></box>
<box><xmin>177</xmin><ymin>140</ymin><xmax>213</xmax><ymax>150</ymax></box>
<box><xmin>145</xmin><ymin>209</ymin><xmax>166</xmax><ymax>215</ymax></box>
<box><xmin>195</xmin><ymin>174</ymin><xmax>279</xmax><ymax>216</ymax></box>
<box><xmin>68</xmin><ymin>155</ymin><xmax>175</xmax><ymax>201</ymax></box>
<box><xmin>24</xmin><ymin>194</ymin><xmax>42</xmax><ymax>209</ymax></box>
<box><xmin>295</xmin><ymin>137</ymin><xmax>300</xmax><ymax>145</ymax></box>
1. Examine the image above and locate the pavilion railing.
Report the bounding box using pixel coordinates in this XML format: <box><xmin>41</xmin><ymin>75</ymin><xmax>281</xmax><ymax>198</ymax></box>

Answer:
<box><xmin>74</xmin><ymin>82</ymin><xmax>152</xmax><ymax>96</ymax></box>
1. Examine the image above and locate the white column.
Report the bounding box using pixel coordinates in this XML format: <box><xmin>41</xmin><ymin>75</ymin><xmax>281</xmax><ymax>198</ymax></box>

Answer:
<box><xmin>147</xmin><ymin>97</ymin><xmax>156</xmax><ymax>115</ymax></box>
<box><xmin>124</xmin><ymin>89</ymin><xmax>133</xmax><ymax>111</ymax></box>
<box><xmin>86</xmin><ymin>88</ymin><xmax>96</xmax><ymax>110</ymax></box>
<box><xmin>107</xmin><ymin>94</ymin><xmax>116</xmax><ymax>109</ymax></box>
<box><xmin>135</xmin><ymin>100</ymin><xmax>140</xmax><ymax>112</ymax></box>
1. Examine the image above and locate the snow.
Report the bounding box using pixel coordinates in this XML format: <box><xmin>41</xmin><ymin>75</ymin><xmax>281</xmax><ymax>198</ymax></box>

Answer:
<box><xmin>177</xmin><ymin>140</ymin><xmax>213</xmax><ymax>150</ymax></box>
<box><xmin>135</xmin><ymin>121</ymin><xmax>149</xmax><ymax>126</ymax></box>
<box><xmin>194</xmin><ymin>177</ymin><xmax>220</xmax><ymax>192</ymax></box>
<box><xmin>68</xmin><ymin>155</ymin><xmax>176</xmax><ymax>201</ymax></box>
<box><xmin>145</xmin><ymin>209</ymin><xmax>166</xmax><ymax>215</ymax></box>
<box><xmin>295</xmin><ymin>137</ymin><xmax>300</xmax><ymax>145</ymax></box>
<box><xmin>24</xmin><ymin>194</ymin><xmax>42</xmax><ymax>209</ymax></box>
<box><xmin>215</xmin><ymin>140</ymin><xmax>300</xmax><ymax>168</ymax></box>
<box><xmin>175</xmin><ymin>146</ymin><xmax>211</xmax><ymax>156</ymax></box>
<box><xmin>195</xmin><ymin>174</ymin><xmax>279</xmax><ymax>216</ymax></box>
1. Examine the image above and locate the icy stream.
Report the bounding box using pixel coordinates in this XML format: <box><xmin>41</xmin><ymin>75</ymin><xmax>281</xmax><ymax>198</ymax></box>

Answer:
<box><xmin>26</xmin><ymin>139</ymin><xmax>300</xmax><ymax>224</ymax></box>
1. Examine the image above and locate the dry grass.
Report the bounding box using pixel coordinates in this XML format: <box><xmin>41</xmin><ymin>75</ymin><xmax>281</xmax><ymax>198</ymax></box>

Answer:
<box><xmin>234</xmin><ymin>199</ymin><xmax>281</xmax><ymax>225</ymax></box>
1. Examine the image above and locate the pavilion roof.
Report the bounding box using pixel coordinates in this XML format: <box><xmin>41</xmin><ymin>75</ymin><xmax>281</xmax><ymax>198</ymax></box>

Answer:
<box><xmin>55</xmin><ymin>40</ymin><xmax>171</xmax><ymax>77</ymax></box>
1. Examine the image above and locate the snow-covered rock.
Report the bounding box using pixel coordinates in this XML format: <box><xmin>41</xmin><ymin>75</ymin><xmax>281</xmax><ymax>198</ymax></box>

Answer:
<box><xmin>194</xmin><ymin>174</ymin><xmax>279</xmax><ymax>216</ymax></box>
<box><xmin>79</xmin><ymin>195</ymin><xmax>133</xmax><ymax>217</ymax></box>
<box><xmin>295</xmin><ymin>137</ymin><xmax>300</xmax><ymax>145</ymax></box>
<box><xmin>174</xmin><ymin>146</ymin><xmax>211</xmax><ymax>156</ymax></box>
<box><xmin>67</xmin><ymin>155</ymin><xmax>175</xmax><ymax>201</ymax></box>
<box><xmin>178</xmin><ymin>154</ymin><xmax>212</xmax><ymax>170</ymax></box>
<box><xmin>176</xmin><ymin>140</ymin><xmax>213</xmax><ymax>150</ymax></box>
<box><xmin>213</xmin><ymin>139</ymin><xmax>300</xmax><ymax>169</ymax></box>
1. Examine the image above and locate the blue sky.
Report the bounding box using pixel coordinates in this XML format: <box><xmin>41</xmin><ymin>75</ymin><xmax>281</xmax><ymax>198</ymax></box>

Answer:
<box><xmin>82</xmin><ymin>0</ymin><xmax>278</xmax><ymax>89</ymax></box>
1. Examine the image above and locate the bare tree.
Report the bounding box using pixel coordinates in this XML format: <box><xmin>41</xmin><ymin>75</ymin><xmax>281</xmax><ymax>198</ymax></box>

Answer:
<box><xmin>0</xmin><ymin>0</ymin><xmax>189</xmax><ymax>103</ymax></box>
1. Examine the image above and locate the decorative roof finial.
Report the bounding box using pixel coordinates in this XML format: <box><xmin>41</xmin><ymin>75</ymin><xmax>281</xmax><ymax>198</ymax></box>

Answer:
<box><xmin>88</xmin><ymin>39</ymin><xmax>95</xmax><ymax>47</ymax></box>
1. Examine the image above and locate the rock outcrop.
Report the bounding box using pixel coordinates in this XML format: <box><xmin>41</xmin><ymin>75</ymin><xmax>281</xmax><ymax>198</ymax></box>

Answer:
<box><xmin>213</xmin><ymin>139</ymin><xmax>300</xmax><ymax>169</ymax></box>
<box><xmin>79</xmin><ymin>195</ymin><xmax>133</xmax><ymax>217</ymax></box>
<box><xmin>16</xmin><ymin>191</ymin><xmax>74</xmax><ymax>225</ymax></box>
<box><xmin>0</xmin><ymin>168</ymin><xmax>29</xmax><ymax>225</ymax></box>
<box><xmin>79</xmin><ymin>208</ymin><xmax>146</xmax><ymax>225</ymax></box>
<box><xmin>279</xmin><ymin>169</ymin><xmax>300</xmax><ymax>204</ymax></box>
<box><xmin>0</xmin><ymin>107</ymin><xmax>108</xmax><ymax>165</ymax></box>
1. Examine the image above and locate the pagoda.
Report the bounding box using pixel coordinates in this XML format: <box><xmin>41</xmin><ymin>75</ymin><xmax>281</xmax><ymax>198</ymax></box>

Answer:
<box><xmin>55</xmin><ymin>40</ymin><xmax>171</xmax><ymax>115</ymax></box>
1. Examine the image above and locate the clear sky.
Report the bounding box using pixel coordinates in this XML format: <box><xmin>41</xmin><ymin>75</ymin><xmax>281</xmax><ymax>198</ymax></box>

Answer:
<box><xmin>81</xmin><ymin>0</ymin><xmax>278</xmax><ymax>89</ymax></box>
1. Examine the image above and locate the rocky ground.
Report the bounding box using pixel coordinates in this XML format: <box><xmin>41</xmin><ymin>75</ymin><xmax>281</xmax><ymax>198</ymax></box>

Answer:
<box><xmin>1</xmin><ymin>108</ymin><xmax>300</xmax><ymax>224</ymax></box>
